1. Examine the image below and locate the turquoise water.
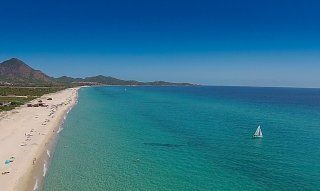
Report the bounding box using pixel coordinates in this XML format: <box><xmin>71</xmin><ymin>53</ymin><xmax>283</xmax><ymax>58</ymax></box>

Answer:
<box><xmin>44</xmin><ymin>86</ymin><xmax>320</xmax><ymax>190</ymax></box>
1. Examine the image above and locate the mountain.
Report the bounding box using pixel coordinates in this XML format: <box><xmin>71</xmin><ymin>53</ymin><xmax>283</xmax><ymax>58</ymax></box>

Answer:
<box><xmin>83</xmin><ymin>75</ymin><xmax>142</xmax><ymax>85</ymax></box>
<box><xmin>55</xmin><ymin>76</ymin><xmax>83</xmax><ymax>84</ymax></box>
<box><xmin>144</xmin><ymin>81</ymin><xmax>194</xmax><ymax>86</ymax></box>
<box><xmin>0</xmin><ymin>58</ymin><xmax>194</xmax><ymax>86</ymax></box>
<box><xmin>56</xmin><ymin>75</ymin><xmax>194</xmax><ymax>86</ymax></box>
<box><xmin>0</xmin><ymin>58</ymin><xmax>54</xmax><ymax>86</ymax></box>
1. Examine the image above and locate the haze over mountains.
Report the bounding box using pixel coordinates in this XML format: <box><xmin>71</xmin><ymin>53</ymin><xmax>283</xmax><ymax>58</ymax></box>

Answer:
<box><xmin>0</xmin><ymin>58</ymin><xmax>193</xmax><ymax>86</ymax></box>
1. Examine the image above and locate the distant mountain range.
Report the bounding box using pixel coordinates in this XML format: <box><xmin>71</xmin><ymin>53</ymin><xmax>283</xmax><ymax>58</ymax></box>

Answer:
<box><xmin>0</xmin><ymin>58</ymin><xmax>194</xmax><ymax>86</ymax></box>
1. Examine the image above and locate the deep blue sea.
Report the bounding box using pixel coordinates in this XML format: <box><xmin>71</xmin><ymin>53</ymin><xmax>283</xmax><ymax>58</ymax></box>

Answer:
<box><xmin>44</xmin><ymin>86</ymin><xmax>320</xmax><ymax>190</ymax></box>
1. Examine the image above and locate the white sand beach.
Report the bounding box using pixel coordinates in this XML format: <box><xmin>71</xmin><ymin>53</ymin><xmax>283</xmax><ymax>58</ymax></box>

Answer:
<box><xmin>0</xmin><ymin>88</ymin><xmax>79</xmax><ymax>191</ymax></box>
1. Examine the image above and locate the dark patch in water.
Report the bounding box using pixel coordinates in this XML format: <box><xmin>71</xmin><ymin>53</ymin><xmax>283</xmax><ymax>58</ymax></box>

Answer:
<box><xmin>143</xmin><ymin>143</ymin><xmax>184</xmax><ymax>148</ymax></box>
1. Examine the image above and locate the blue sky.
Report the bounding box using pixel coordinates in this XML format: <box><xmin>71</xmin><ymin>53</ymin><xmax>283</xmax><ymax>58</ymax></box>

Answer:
<box><xmin>0</xmin><ymin>0</ymin><xmax>320</xmax><ymax>87</ymax></box>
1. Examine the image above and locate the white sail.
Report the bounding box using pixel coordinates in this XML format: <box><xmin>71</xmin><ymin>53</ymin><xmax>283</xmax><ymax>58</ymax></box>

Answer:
<box><xmin>253</xmin><ymin>125</ymin><xmax>263</xmax><ymax>138</ymax></box>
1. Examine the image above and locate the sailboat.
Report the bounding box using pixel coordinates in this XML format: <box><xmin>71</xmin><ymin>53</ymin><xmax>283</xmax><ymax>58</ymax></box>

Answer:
<box><xmin>253</xmin><ymin>125</ymin><xmax>263</xmax><ymax>138</ymax></box>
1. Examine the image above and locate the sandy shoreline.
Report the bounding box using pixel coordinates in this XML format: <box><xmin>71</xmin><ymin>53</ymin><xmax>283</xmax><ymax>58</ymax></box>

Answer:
<box><xmin>0</xmin><ymin>87</ymin><xmax>79</xmax><ymax>191</ymax></box>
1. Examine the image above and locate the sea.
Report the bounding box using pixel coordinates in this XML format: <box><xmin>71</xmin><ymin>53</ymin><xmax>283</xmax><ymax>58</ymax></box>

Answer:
<box><xmin>43</xmin><ymin>86</ymin><xmax>320</xmax><ymax>190</ymax></box>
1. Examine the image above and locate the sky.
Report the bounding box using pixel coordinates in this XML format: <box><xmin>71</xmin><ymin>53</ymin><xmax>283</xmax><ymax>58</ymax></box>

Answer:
<box><xmin>0</xmin><ymin>0</ymin><xmax>320</xmax><ymax>87</ymax></box>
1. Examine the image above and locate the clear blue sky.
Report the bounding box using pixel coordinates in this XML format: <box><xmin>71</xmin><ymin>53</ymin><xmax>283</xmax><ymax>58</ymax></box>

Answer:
<box><xmin>1</xmin><ymin>0</ymin><xmax>320</xmax><ymax>87</ymax></box>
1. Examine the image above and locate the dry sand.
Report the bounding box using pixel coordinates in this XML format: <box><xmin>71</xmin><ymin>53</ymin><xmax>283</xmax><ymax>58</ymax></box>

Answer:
<box><xmin>0</xmin><ymin>88</ymin><xmax>79</xmax><ymax>191</ymax></box>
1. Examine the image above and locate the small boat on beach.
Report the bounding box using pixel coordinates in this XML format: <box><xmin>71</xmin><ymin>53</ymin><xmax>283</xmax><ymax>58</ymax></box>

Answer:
<box><xmin>253</xmin><ymin>125</ymin><xmax>263</xmax><ymax>138</ymax></box>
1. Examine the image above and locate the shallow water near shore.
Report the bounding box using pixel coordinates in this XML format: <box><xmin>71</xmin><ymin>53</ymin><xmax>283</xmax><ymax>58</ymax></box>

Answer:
<box><xmin>44</xmin><ymin>86</ymin><xmax>320</xmax><ymax>190</ymax></box>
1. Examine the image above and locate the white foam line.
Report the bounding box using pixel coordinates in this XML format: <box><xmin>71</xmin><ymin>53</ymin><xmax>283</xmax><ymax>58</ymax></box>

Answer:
<box><xmin>47</xmin><ymin>149</ymin><xmax>50</xmax><ymax>158</ymax></box>
<box><xmin>33</xmin><ymin>179</ymin><xmax>39</xmax><ymax>190</ymax></box>
<box><xmin>43</xmin><ymin>161</ymin><xmax>47</xmax><ymax>177</ymax></box>
<box><xmin>57</xmin><ymin>127</ymin><xmax>63</xmax><ymax>134</ymax></box>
